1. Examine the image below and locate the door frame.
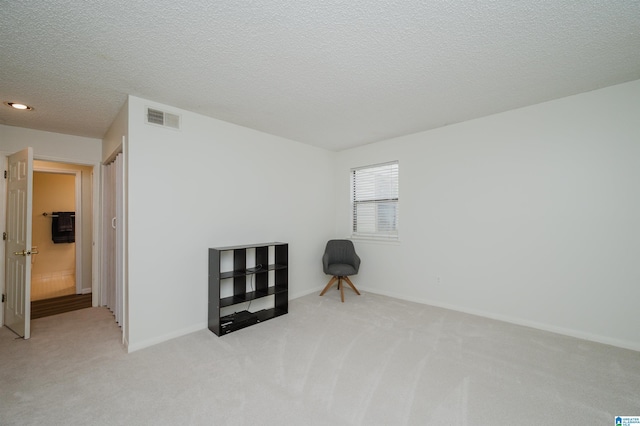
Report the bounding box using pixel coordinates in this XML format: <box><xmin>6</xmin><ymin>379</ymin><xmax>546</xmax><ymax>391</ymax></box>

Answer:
<box><xmin>33</xmin><ymin>167</ymin><xmax>83</xmax><ymax>294</ymax></box>
<box><xmin>31</xmin><ymin>156</ymin><xmax>101</xmax><ymax>305</ymax></box>
<box><xmin>0</xmin><ymin>156</ymin><xmax>7</xmax><ymax>326</ymax></box>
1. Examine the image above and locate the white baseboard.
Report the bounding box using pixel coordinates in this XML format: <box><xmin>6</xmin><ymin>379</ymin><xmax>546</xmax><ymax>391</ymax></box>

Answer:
<box><xmin>126</xmin><ymin>288</ymin><xmax>321</xmax><ymax>353</ymax></box>
<box><xmin>81</xmin><ymin>288</ymin><xmax>92</xmax><ymax>295</ymax></box>
<box><xmin>361</xmin><ymin>286</ymin><xmax>640</xmax><ymax>353</ymax></box>
<box><xmin>128</xmin><ymin>284</ymin><xmax>639</xmax><ymax>354</ymax></box>
<box><xmin>290</xmin><ymin>286</ymin><xmax>323</xmax><ymax>300</ymax></box>
<box><xmin>126</xmin><ymin>321</ymin><xmax>208</xmax><ymax>353</ymax></box>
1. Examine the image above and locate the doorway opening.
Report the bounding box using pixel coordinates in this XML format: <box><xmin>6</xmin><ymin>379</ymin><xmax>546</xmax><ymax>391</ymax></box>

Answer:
<box><xmin>32</xmin><ymin>171</ymin><xmax>76</xmax><ymax>300</ymax></box>
<box><xmin>30</xmin><ymin>160</ymin><xmax>94</xmax><ymax>317</ymax></box>
<box><xmin>1</xmin><ymin>150</ymin><xmax>99</xmax><ymax>337</ymax></box>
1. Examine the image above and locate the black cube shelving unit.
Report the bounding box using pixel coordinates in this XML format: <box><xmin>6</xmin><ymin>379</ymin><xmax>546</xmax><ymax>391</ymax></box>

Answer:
<box><xmin>208</xmin><ymin>242</ymin><xmax>288</xmax><ymax>336</ymax></box>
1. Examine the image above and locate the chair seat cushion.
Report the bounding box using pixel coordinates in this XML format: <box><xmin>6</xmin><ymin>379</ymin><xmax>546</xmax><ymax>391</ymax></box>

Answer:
<box><xmin>326</xmin><ymin>263</ymin><xmax>358</xmax><ymax>276</ymax></box>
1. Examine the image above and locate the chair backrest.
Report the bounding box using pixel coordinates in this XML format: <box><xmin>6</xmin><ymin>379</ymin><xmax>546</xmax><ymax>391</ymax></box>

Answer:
<box><xmin>324</xmin><ymin>240</ymin><xmax>360</xmax><ymax>273</ymax></box>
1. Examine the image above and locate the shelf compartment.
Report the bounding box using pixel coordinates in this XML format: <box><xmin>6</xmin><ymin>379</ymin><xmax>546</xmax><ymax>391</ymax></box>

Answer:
<box><xmin>220</xmin><ymin>308</ymin><xmax>288</xmax><ymax>334</ymax></box>
<box><xmin>219</xmin><ymin>284</ymin><xmax>287</xmax><ymax>308</ymax></box>
<box><xmin>219</xmin><ymin>264</ymin><xmax>287</xmax><ymax>279</ymax></box>
<box><xmin>255</xmin><ymin>307</ymin><xmax>287</xmax><ymax>322</ymax></box>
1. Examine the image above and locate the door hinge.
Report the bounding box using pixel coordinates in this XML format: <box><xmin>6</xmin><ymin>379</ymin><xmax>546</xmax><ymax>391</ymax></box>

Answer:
<box><xmin>2</xmin><ymin>232</ymin><xmax>6</xmax><ymax>241</ymax></box>
<box><xmin>3</xmin><ymin>170</ymin><xmax>6</xmax><ymax>179</ymax></box>
<box><xmin>1</xmin><ymin>294</ymin><xmax>5</xmax><ymax>303</ymax></box>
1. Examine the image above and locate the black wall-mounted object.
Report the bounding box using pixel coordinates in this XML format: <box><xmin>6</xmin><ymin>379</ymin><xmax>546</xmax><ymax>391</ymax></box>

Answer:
<box><xmin>50</xmin><ymin>211</ymin><xmax>75</xmax><ymax>244</ymax></box>
<box><xmin>208</xmin><ymin>242</ymin><xmax>288</xmax><ymax>336</ymax></box>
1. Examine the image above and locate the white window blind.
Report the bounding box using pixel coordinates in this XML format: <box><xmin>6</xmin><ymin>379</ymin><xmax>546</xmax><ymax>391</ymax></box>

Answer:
<box><xmin>351</xmin><ymin>161</ymin><xmax>399</xmax><ymax>239</ymax></box>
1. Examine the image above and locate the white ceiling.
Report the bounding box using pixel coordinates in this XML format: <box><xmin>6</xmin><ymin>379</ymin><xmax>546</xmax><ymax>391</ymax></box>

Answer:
<box><xmin>1</xmin><ymin>1</ymin><xmax>639</xmax><ymax>151</ymax></box>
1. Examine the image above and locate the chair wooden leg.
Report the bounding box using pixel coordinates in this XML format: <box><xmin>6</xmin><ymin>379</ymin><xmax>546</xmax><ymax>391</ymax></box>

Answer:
<box><xmin>343</xmin><ymin>276</ymin><xmax>361</xmax><ymax>295</ymax></box>
<box><xmin>319</xmin><ymin>276</ymin><xmax>338</xmax><ymax>296</ymax></box>
<box><xmin>321</xmin><ymin>275</ymin><xmax>359</xmax><ymax>302</ymax></box>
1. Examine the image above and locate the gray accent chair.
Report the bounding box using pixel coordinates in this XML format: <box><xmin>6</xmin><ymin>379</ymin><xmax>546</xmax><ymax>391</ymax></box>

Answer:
<box><xmin>319</xmin><ymin>239</ymin><xmax>361</xmax><ymax>302</ymax></box>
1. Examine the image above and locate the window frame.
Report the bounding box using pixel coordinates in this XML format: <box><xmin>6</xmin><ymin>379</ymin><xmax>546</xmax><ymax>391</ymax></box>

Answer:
<box><xmin>350</xmin><ymin>161</ymin><xmax>399</xmax><ymax>241</ymax></box>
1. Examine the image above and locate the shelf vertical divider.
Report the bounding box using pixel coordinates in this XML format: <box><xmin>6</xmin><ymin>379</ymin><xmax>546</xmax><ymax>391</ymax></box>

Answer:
<box><xmin>208</xmin><ymin>248</ymin><xmax>221</xmax><ymax>336</ymax></box>
<box><xmin>274</xmin><ymin>243</ymin><xmax>288</xmax><ymax>313</ymax></box>
<box><xmin>233</xmin><ymin>248</ymin><xmax>246</xmax><ymax>300</ymax></box>
<box><xmin>255</xmin><ymin>245</ymin><xmax>268</xmax><ymax>293</ymax></box>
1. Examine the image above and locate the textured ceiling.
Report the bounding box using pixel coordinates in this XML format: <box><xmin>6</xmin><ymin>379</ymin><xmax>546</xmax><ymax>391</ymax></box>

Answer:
<box><xmin>1</xmin><ymin>1</ymin><xmax>639</xmax><ymax>151</ymax></box>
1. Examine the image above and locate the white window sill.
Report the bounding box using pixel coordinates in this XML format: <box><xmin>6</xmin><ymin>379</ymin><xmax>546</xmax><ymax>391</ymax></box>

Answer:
<box><xmin>349</xmin><ymin>235</ymin><xmax>401</xmax><ymax>245</ymax></box>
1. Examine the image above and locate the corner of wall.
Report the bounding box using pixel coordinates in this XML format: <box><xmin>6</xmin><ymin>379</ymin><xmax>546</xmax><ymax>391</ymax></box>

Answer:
<box><xmin>102</xmin><ymin>98</ymin><xmax>129</xmax><ymax>162</ymax></box>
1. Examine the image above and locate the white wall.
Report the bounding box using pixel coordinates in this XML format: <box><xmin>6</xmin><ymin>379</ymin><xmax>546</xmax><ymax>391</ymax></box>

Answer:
<box><xmin>0</xmin><ymin>125</ymin><xmax>102</xmax><ymax>163</ymax></box>
<box><xmin>125</xmin><ymin>96</ymin><xmax>336</xmax><ymax>351</ymax></box>
<box><xmin>335</xmin><ymin>80</ymin><xmax>640</xmax><ymax>350</ymax></box>
<box><xmin>6</xmin><ymin>79</ymin><xmax>639</xmax><ymax>352</ymax></box>
<box><xmin>102</xmin><ymin>100</ymin><xmax>128</xmax><ymax>162</ymax></box>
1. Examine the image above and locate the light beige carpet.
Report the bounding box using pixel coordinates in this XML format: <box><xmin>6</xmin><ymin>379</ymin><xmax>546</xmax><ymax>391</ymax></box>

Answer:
<box><xmin>1</xmin><ymin>290</ymin><xmax>639</xmax><ymax>425</ymax></box>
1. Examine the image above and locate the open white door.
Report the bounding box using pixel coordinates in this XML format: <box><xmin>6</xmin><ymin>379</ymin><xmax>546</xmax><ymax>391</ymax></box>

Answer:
<box><xmin>4</xmin><ymin>148</ymin><xmax>34</xmax><ymax>338</ymax></box>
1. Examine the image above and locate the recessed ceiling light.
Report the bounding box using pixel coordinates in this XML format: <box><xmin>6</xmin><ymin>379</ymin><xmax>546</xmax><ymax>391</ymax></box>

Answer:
<box><xmin>5</xmin><ymin>102</ymin><xmax>34</xmax><ymax>111</ymax></box>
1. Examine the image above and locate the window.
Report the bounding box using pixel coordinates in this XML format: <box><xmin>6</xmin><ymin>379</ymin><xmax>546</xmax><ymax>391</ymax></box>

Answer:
<box><xmin>351</xmin><ymin>161</ymin><xmax>399</xmax><ymax>239</ymax></box>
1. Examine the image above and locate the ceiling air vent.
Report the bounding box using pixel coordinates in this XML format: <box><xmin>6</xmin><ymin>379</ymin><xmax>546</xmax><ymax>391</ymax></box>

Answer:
<box><xmin>146</xmin><ymin>107</ymin><xmax>180</xmax><ymax>130</ymax></box>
